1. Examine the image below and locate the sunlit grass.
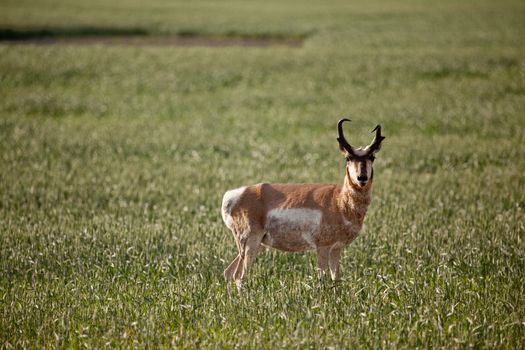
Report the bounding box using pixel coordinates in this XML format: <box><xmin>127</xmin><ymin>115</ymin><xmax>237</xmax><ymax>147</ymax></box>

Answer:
<box><xmin>0</xmin><ymin>0</ymin><xmax>524</xmax><ymax>348</ymax></box>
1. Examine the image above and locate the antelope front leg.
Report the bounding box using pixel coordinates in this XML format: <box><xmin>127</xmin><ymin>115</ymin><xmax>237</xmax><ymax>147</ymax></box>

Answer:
<box><xmin>316</xmin><ymin>247</ymin><xmax>329</xmax><ymax>279</ymax></box>
<box><xmin>329</xmin><ymin>246</ymin><xmax>342</xmax><ymax>281</ymax></box>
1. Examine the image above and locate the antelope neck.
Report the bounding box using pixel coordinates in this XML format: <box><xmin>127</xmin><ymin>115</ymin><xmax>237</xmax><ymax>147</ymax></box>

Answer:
<box><xmin>338</xmin><ymin>170</ymin><xmax>372</xmax><ymax>225</ymax></box>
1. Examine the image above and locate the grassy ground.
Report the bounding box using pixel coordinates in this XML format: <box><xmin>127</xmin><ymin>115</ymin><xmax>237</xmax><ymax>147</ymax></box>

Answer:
<box><xmin>1</xmin><ymin>0</ymin><xmax>524</xmax><ymax>348</ymax></box>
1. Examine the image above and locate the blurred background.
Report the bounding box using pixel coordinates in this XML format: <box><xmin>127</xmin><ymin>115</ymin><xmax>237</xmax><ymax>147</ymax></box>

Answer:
<box><xmin>1</xmin><ymin>0</ymin><xmax>524</xmax><ymax>348</ymax></box>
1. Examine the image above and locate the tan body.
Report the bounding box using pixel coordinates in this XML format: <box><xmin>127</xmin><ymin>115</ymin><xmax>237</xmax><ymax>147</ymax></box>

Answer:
<box><xmin>222</xmin><ymin>172</ymin><xmax>372</xmax><ymax>283</ymax></box>
<box><xmin>221</xmin><ymin>119</ymin><xmax>384</xmax><ymax>287</ymax></box>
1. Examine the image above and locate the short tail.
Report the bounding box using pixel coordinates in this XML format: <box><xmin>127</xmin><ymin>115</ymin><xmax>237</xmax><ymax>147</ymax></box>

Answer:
<box><xmin>220</xmin><ymin>186</ymin><xmax>246</xmax><ymax>229</ymax></box>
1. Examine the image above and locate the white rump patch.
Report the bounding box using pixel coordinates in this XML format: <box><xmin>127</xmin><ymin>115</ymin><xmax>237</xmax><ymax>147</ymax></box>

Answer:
<box><xmin>221</xmin><ymin>186</ymin><xmax>246</xmax><ymax>229</ymax></box>
<box><xmin>265</xmin><ymin>208</ymin><xmax>322</xmax><ymax>249</ymax></box>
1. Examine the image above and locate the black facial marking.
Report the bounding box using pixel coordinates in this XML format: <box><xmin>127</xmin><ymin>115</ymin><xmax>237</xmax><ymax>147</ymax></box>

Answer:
<box><xmin>346</xmin><ymin>154</ymin><xmax>375</xmax><ymax>162</ymax></box>
<box><xmin>358</xmin><ymin>160</ymin><xmax>368</xmax><ymax>177</ymax></box>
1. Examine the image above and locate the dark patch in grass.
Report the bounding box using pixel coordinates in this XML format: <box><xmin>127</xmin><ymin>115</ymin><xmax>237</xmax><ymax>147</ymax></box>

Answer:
<box><xmin>502</xmin><ymin>86</ymin><xmax>525</xmax><ymax>96</ymax></box>
<box><xmin>177</xmin><ymin>28</ymin><xmax>310</xmax><ymax>41</ymax></box>
<box><xmin>0</xmin><ymin>27</ymin><xmax>305</xmax><ymax>47</ymax></box>
<box><xmin>4</xmin><ymin>95</ymin><xmax>108</xmax><ymax>118</ymax></box>
<box><xmin>174</xmin><ymin>35</ymin><xmax>303</xmax><ymax>47</ymax></box>
<box><xmin>419</xmin><ymin>66</ymin><xmax>488</xmax><ymax>80</ymax></box>
<box><xmin>0</xmin><ymin>27</ymin><xmax>149</xmax><ymax>41</ymax></box>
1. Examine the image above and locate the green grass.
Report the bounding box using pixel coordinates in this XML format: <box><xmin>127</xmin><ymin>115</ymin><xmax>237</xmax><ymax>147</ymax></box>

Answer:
<box><xmin>1</xmin><ymin>0</ymin><xmax>524</xmax><ymax>348</ymax></box>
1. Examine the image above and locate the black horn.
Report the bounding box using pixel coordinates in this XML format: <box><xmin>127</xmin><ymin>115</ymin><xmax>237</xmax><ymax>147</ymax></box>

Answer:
<box><xmin>337</xmin><ymin>118</ymin><xmax>355</xmax><ymax>155</ymax></box>
<box><xmin>366</xmin><ymin>124</ymin><xmax>386</xmax><ymax>154</ymax></box>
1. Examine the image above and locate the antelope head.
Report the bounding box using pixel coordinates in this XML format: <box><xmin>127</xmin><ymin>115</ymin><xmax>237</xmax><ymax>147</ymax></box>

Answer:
<box><xmin>337</xmin><ymin>118</ymin><xmax>385</xmax><ymax>188</ymax></box>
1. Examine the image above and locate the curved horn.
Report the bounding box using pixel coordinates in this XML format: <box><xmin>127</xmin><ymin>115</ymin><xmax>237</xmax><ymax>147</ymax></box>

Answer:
<box><xmin>337</xmin><ymin>118</ymin><xmax>355</xmax><ymax>155</ymax></box>
<box><xmin>366</xmin><ymin>124</ymin><xmax>386</xmax><ymax>154</ymax></box>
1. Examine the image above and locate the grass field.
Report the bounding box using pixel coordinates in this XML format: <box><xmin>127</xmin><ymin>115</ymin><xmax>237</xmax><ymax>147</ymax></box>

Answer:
<box><xmin>1</xmin><ymin>0</ymin><xmax>524</xmax><ymax>348</ymax></box>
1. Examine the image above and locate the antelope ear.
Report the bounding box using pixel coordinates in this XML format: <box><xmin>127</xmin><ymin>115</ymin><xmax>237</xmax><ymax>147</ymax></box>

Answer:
<box><xmin>365</xmin><ymin>145</ymin><xmax>382</xmax><ymax>155</ymax></box>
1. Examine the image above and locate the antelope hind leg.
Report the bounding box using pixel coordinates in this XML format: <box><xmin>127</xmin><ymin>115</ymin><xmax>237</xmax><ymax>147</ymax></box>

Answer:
<box><xmin>234</xmin><ymin>233</ymin><xmax>266</xmax><ymax>286</ymax></box>
<box><xmin>224</xmin><ymin>255</ymin><xmax>242</xmax><ymax>282</ymax></box>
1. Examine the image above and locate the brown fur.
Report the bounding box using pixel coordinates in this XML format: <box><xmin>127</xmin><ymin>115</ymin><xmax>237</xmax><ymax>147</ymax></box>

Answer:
<box><xmin>222</xmin><ymin>120</ymin><xmax>384</xmax><ymax>287</ymax></box>
<box><xmin>223</xmin><ymin>167</ymin><xmax>373</xmax><ymax>285</ymax></box>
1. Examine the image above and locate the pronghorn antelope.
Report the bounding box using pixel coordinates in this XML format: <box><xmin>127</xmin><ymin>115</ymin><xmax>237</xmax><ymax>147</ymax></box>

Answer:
<box><xmin>221</xmin><ymin>119</ymin><xmax>385</xmax><ymax>286</ymax></box>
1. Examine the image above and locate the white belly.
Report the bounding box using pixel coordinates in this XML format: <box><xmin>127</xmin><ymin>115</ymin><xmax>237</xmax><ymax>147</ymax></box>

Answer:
<box><xmin>263</xmin><ymin>208</ymin><xmax>322</xmax><ymax>252</ymax></box>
